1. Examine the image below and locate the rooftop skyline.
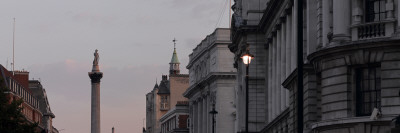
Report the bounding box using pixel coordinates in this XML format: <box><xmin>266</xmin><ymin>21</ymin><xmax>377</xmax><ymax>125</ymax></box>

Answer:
<box><xmin>0</xmin><ymin>0</ymin><xmax>232</xmax><ymax>132</ymax></box>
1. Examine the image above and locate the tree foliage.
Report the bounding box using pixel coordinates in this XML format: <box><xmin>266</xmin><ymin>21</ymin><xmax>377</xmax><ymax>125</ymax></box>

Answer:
<box><xmin>0</xmin><ymin>78</ymin><xmax>38</xmax><ymax>133</ymax></box>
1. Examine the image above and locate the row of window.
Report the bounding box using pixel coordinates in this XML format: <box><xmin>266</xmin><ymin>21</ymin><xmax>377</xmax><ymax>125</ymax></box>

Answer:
<box><xmin>161</xmin><ymin>116</ymin><xmax>177</xmax><ymax>133</ymax></box>
<box><xmin>8</xmin><ymin>78</ymin><xmax>39</xmax><ymax>109</ymax></box>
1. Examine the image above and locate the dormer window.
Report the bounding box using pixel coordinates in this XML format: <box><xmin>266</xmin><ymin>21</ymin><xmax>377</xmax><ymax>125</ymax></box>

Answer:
<box><xmin>365</xmin><ymin>0</ymin><xmax>386</xmax><ymax>22</ymax></box>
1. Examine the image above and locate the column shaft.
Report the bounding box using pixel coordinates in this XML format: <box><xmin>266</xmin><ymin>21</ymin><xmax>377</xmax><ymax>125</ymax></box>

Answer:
<box><xmin>322</xmin><ymin>0</ymin><xmax>330</xmax><ymax>46</ymax></box>
<box><xmin>91</xmin><ymin>83</ymin><xmax>101</xmax><ymax>133</ymax></box>
<box><xmin>281</xmin><ymin>22</ymin><xmax>286</xmax><ymax>111</ymax></box>
<box><xmin>285</xmin><ymin>14</ymin><xmax>292</xmax><ymax>107</ymax></box>
<box><xmin>332</xmin><ymin>0</ymin><xmax>351</xmax><ymax>41</ymax></box>
<box><xmin>291</xmin><ymin>0</ymin><xmax>298</xmax><ymax>72</ymax></box>
<box><xmin>397</xmin><ymin>0</ymin><xmax>400</xmax><ymax>28</ymax></box>
<box><xmin>203</xmin><ymin>97</ymin><xmax>207</xmax><ymax>133</ymax></box>
<box><xmin>271</xmin><ymin>35</ymin><xmax>276</xmax><ymax>121</ymax></box>
<box><xmin>193</xmin><ymin>102</ymin><xmax>197</xmax><ymax>133</ymax></box>
<box><xmin>198</xmin><ymin>100</ymin><xmax>202</xmax><ymax>133</ymax></box>
<box><xmin>268</xmin><ymin>41</ymin><xmax>273</xmax><ymax>122</ymax></box>
<box><xmin>276</xmin><ymin>29</ymin><xmax>281</xmax><ymax>116</ymax></box>
<box><xmin>286</xmin><ymin>14</ymin><xmax>292</xmax><ymax>77</ymax></box>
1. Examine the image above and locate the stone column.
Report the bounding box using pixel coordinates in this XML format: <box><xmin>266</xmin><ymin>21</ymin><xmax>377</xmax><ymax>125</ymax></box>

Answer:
<box><xmin>281</xmin><ymin>18</ymin><xmax>287</xmax><ymax>111</ymax></box>
<box><xmin>268</xmin><ymin>40</ymin><xmax>273</xmax><ymax>122</ymax></box>
<box><xmin>332</xmin><ymin>0</ymin><xmax>351</xmax><ymax>42</ymax></box>
<box><xmin>285</xmin><ymin>10</ymin><xmax>292</xmax><ymax>107</ymax></box>
<box><xmin>206</xmin><ymin>96</ymin><xmax>210</xmax><ymax>133</ymax></box>
<box><xmin>276</xmin><ymin>28</ymin><xmax>282</xmax><ymax>116</ymax></box>
<box><xmin>291</xmin><ymin>0</ymin><xmax>298</xmax><ymax>72</ymax></box>
<box><xmin>193</xmin><ymin>102</ymin><xmax>197</xmax><ymax>133</ymax></box>
<box><xmin>322</xmin><ymin>0</ymin><xmax>331</xmax><ymax>46</ymax></box>
<box><xmin>203</xmin><ymin>96</ymin><xmax>207</xmax><ymax>133</ymax></box>
<box><xmin>272</xmin><ymin>34</ymin><xmax>277</xmax><ymax>120</ymax></box>
<box><xmin>198</xmin><ymin>99</ymin><xmax>202</xmax><ymax>133</ymax></box>
<box><xmin>89</xmin><ymin>50</ymin><xmax>103</xmax><ymax>133</ymax></box>
<box><xmin>286</xmin><ymin>11</ymin><xmax>292</xmax><ymax>77</ymax></box>
<box><xmin>307</xmin><ymin>0</ymin><xmax>318</xmax><ymax>54</ymax></box>
<box><xmin>397</xmin><ymin>0</ymin><xmax>400</xmax><ymax>28</ymax></box>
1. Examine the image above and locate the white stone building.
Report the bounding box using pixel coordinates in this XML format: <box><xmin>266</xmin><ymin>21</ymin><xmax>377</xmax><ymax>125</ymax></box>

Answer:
<box><xmin>230</xmin><ymin>0</ymin><xmax>400</xmax><ymax>132</ymax></box>
<box><xmin>183</xmin><ymin>28</ymin><xmax>236</xmax><ymax>133</ymax></box>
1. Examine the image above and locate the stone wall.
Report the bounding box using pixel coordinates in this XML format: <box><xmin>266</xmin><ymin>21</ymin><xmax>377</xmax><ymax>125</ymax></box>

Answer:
<box><xmin>169</xmin><ymin>75</ymin><xmax>189</xmax><ymax>107</ymax></box>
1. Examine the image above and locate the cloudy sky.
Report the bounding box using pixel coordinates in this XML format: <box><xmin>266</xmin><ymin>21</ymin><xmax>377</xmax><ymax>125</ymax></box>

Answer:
<box><xmin>0</xmin><ymin>0</ymin><xmax>231</xmax><ymax>132</ymax></box>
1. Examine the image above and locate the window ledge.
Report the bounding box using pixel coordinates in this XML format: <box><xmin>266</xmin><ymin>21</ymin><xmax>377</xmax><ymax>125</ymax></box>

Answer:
<box><xmin>351</xmin><ymin>19</ymin><xmax>396</xmax><ymax>28</ymax></box>
<box><xmin>310</xmin><ymin>115</ymin><xmax>398</xmax><ymax>130</ymax></box>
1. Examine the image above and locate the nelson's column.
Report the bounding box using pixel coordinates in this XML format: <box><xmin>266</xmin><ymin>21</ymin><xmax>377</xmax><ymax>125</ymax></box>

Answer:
<box><xmin>89</xmin><ymin>49</ymin><xmax>103</xmax><ymax>133</ymax></box>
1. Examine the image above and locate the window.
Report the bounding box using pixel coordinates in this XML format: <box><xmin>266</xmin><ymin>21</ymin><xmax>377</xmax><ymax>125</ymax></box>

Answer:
<box><xmin>161</xmin><ymin>96</ymin><xmax>169</xmax><ymax>110</ymax></box>
<box><xmin>365</xmin><ymin>0</ymin><xmax>386</xmax><ymax>22</ymax></box>
<box><xmin>355</xmin><ymin>64</ymin><xmax>381</xmax><ymax>116</ymax></box>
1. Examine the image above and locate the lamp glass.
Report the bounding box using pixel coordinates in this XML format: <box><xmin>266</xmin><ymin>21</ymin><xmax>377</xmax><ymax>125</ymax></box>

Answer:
<box><xmin>242</xmin><ymin>54</ymin><xmax>253</xmax><ymax>65</ymax></box>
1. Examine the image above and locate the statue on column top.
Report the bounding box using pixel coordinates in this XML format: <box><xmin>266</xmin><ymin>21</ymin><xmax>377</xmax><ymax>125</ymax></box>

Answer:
<box><xmin>93</xmin><ymin>49</ymin><xmax>99</xmax><ymax>66</ymax></box>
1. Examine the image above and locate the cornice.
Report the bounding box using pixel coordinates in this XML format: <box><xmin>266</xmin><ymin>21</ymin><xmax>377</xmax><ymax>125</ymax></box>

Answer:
<box><xmin>229</xmin><ymin>25</ymin><xmax>259</xmax><ymax>53</ymax></box>
<box><xmin>282</xmin><ymin>64</ymin><xmax>313</xmax><ymax>89</ymax></box>
<box><xmin>187</xmin><ymin>41</ymin><xmax>231</xmax><ymax>69</ymax></box>
<box><xmin>259</xmin><ymin>0</ymin><xmax>292</xmax><ymax>49</ymax></box>
<box><xmin>308</xmin><ymin>38</ymin><xmax>400</xmax><ymax>64</ymax></box>
<box><xmin>183</xmin><ymin>72</ymin><xmax>236</xmax><ymax>98</ymax></box>
<box><xmin>260</xmin><ymin>108</ymin><xmax>290</xmax><ymax>132</ymax></box>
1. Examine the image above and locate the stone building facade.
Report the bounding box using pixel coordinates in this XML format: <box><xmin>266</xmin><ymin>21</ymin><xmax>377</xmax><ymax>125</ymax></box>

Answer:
<box><xmin>0</xmin><ymin>65</ymin><xmax>58</xmax><ymax>133</ymax></box>
<box><xmin>145</xmin><ymin>47</ymin><xmax>189</xmax><ymax>133</ymax></box>
<box><xmin>29</xmin><ymin>80</ymin><xmax>58</xmax><ymax>133</ymax></box>
<box><xmin>230</xmin><ymin>0</ymin><xmax>268</xmax><ymax>132</ymax></box>
<box><xmin>230</xmin><ymin>0</ymin><xmax>400</xmax><ymax>133</ymax></box>
<box><xmin>183</xmin><ymin>28</ymin><xmax>236</xmax><ymax>133</ymax></box>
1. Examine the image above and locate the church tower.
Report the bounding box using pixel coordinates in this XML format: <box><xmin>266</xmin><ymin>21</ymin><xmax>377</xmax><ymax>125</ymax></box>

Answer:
<box><xmin>169</xmin><ymin>39</ymin><xmax>180</xmax><ymax>75</ymax></box>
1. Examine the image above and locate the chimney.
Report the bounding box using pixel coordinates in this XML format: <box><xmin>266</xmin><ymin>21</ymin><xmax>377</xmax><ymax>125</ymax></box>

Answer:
<box><xmin>162</xmin><ymin>75</ymin><xmax>168</xmax><ymax>81</ymax></box>
<box><xmin>112</xmin><ymin>127</ymin><xmax>114</xmax><ymax>133</ymax></box>
<box><xmin>13</xmin><ymin>70</ymin><xmax>29</xmax><ymax>89</ymax></box>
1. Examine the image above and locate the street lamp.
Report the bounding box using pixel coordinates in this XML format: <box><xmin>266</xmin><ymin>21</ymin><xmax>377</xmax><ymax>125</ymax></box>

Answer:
<box><xmin>241</xmin><ymin>46</ymin><xmax>253</xmax><ymax>133</ymax></box>
<box><xmin>209</xmin><ymin>103</ymin><xmax>218</xmax><ymax>133</ymax></box>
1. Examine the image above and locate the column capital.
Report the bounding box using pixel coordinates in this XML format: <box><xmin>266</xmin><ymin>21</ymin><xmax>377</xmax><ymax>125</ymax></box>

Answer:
<box><xmin>89</xmin><ymin>72</ymin><xmax>103</xmax><ymax>83</ymax></box>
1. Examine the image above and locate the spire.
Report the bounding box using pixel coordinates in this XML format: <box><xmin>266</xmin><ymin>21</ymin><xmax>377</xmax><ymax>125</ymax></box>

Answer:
<box><xmin>169</xmin><ymin>38</ymin><xmax>180</xmax><ymax>75</ymax></box>
<box><xmin>170</xmin><ymin>48</ymin><xmax>180</xmax><ymax>64</ymax></box>
<box><xmin>153</xmin><ymin>81</ymin><xmax>159</xmax><ymax>89</ymax></box>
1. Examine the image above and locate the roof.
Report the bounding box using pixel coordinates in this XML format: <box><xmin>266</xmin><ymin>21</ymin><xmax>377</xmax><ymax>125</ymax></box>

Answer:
<box><xmin>152</xmin><ymin>82</ymin><xmax>159</xmax><ymax>91</ymax></box>
<box><xmin>170</xmin><ymin>48</ymin><xmax>180</xmax><ymax>64</ymax></box>
<box><xmin>157</xmin><ymin>80</ymin><xmax>170</xmax><ymax>94</ymax></box>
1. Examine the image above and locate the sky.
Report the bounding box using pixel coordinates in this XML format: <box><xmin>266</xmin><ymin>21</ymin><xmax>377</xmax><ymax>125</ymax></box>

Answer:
<box><xmin>0</xmin><ymin>0</ymin><xmax>231</xmax><ymax>132</ymax></box>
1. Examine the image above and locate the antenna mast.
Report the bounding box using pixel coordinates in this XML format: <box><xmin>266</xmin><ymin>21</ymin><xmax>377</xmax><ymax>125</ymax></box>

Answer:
<box><xmin>6</xmin><ymin>58</ymin><xmax>9</xmax><ymax>70</ymax></box>
<box><xmin>12</xmin><ymin>18</ymin><xmax>15</xmax><ymax>74</ymax></box>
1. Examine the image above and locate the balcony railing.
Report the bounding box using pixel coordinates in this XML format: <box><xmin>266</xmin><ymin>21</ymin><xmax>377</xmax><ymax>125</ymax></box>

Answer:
<box><xmin>351</xmin><ymin>20</ymin><xmax>395</xmax><ymax>41</ymax></box>
<box><xmin>358</xmin><ymin>23</ymin><xmax>385</xmax><ymax>39</ymax></box>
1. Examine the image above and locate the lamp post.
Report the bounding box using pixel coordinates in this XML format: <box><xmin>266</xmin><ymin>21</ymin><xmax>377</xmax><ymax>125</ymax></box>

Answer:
<box><xmin>209</xmin><ymin>103</ymin><xmax>218</xmax><ymax>133</ymax></box>
<box><xmin>241</xmin><ymin>46</ymin><xmax>254</xmax><ymax>133</ymax></box>
<box><xmin>297</xmin><ymin>0</ymin><xmax>304</xmax><ymax>133</ymax></box>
